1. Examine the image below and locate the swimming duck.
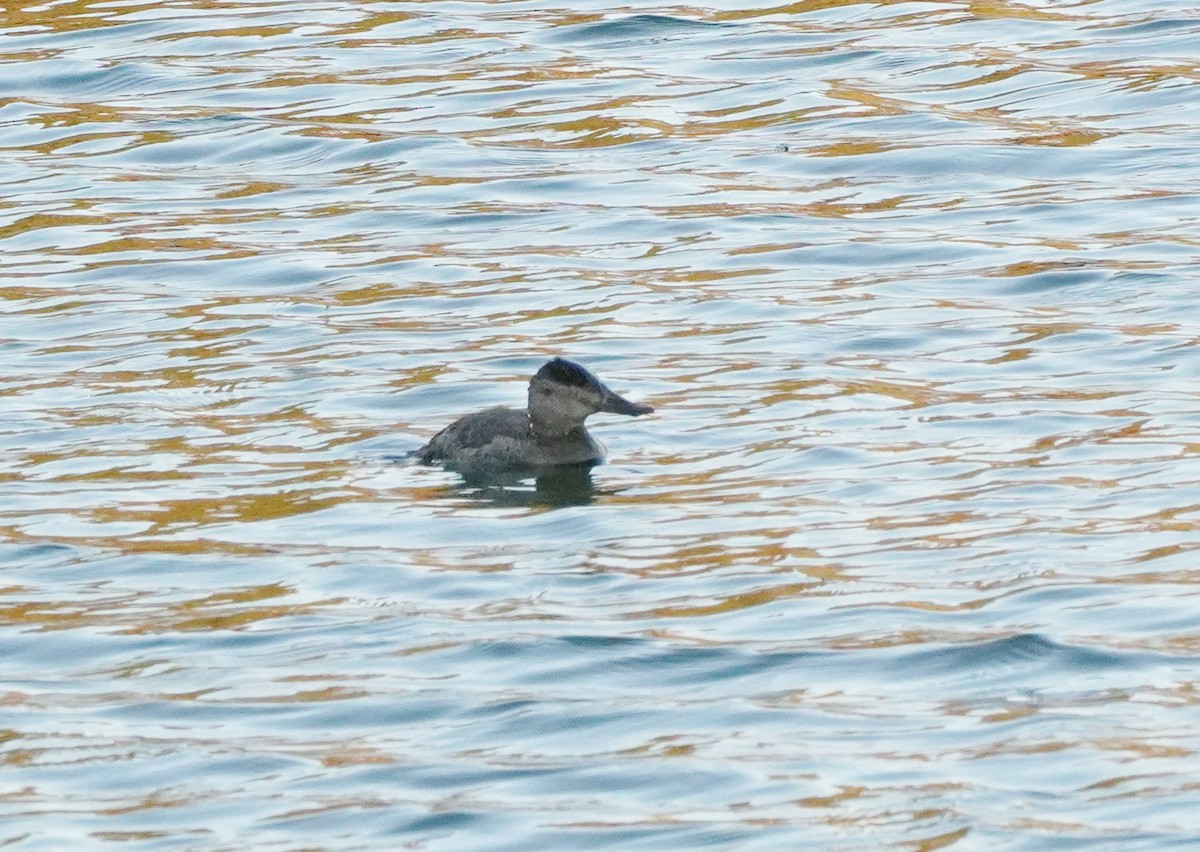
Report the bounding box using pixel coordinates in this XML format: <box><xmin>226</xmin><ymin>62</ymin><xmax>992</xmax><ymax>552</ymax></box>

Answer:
<box><xmin>416</xmin><ymin>357</ymin><xmax>653</xmax><ymax>479</ymax></box>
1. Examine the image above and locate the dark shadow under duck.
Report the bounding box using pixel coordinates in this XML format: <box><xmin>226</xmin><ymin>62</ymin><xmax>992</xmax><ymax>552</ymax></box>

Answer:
<box><xmin>415</xmin><ymin>357</ymin><xmax>653</xmax><ymax>481</ymax></box>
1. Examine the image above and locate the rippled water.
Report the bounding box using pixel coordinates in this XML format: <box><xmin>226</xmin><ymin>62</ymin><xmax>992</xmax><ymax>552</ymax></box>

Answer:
<box><xmin>4</xmin><ymin>0</ymin><xmax>1200</xmax><ymax>847</ymax></box>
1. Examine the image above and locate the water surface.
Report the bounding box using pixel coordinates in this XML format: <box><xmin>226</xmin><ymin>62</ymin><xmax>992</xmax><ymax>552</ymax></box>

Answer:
<box><xmin>3</xmin><ymin>0</ymin><xmax>1200</xmax><ymax>848</ymax></box>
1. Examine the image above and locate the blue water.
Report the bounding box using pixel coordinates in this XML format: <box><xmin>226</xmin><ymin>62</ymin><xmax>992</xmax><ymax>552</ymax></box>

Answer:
<box><xmin>3</xmin><ymin>0</ymin><xmax>1200</xmax><ymax>848</ymax></box>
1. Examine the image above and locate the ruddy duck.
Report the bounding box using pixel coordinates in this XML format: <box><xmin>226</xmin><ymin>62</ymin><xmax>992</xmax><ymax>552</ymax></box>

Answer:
<box><xmin>416</xmin><ymin>357</ymin><xmax>653</xmax><ymax>479</ymax></box>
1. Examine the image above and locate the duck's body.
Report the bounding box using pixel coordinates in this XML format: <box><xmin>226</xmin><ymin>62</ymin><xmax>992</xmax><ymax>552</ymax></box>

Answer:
<box><xmin>416</xmin><ymin>358</ymin><xmax>652</xmax><ymax>479</ymax></box>
<box><xmin>415</xmin><ymin>406</ymin><xmax>604</xmax><ymax>471</ymax></box>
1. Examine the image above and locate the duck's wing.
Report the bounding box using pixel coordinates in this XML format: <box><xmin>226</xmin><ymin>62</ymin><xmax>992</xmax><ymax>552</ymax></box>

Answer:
<box><xmin>415</xmin><ymin>407</ymin><xmax>531</xmax><ymax>463</ymax></box>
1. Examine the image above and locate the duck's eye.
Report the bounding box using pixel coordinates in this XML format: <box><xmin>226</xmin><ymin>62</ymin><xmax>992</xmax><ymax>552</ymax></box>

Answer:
<box><xmin>540</xmin><ymin>387</ymin><xmax>553</xmax><ymax>395</ymax></box>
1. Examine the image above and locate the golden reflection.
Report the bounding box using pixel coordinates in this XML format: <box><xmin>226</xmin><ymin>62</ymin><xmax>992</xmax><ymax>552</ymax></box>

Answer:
<box><xmin>869</xmin><ymin>511</ymin><xmax>976</xmax><ymax>531</ymax></box>
<box><xmin>617</xmin><ymin>735</ymin><xmax>701</xmax><ymax>758</ymax></box>
<box><xmin>99</xmin><ymin>793</ymin><xmax>190</xmax><ymax>816</ymax></box>
<box><xmin>915</xmin><ymin>828</ymin><xmax>971</xmax><ymax>851</ymax></box>
<box><xmin>327</xmin><ymin>9</ymin><xmax>416</xmax><ymax>36</ymax></box>
<box><xmin>985</xmin><ymin>347</ymin><xmax>1030</xmax><ymax>364</ymax></box>
<box><xmin>938</xmin><ymin>65</ymin><xmax>1027</xmax><ymax>92</ymax></box>
<box><xmin>85</xmin><ymin>490</ymin><xmax>349</xmax><ymax>532</ymax></box>
<box><xmin>1000</xmin><ymin>260</ymin><xmax>1087</xmax><ymax>277</ymax></box>
<box><xmin>631</xmin><ymin>582</ymin><xmax>816</xmax><ymax>619</ymax></box>
<box><xmin>1101</xmin><ymin>741</ymin><xmax>1192</xmax><ymax>759</ymax></box>
<box><xmin>1010</xmin><ymin>322</ymin><xmax>1086</xmax><ymax>343</ymax></box>
<box><xmin>980</xmin><ymin>704</ymin><xmax>1039</xmax><ymax>724</ymax></box>
<box><xmin>0</xmin><ymin>597</ymin><xmax>115</xmax><ymax>631</ymax></box>
<box><xmin>214</xmin><ymin>181</ymin><xmax>291</xmax><ymax>199</ymax></box>
<box><xmin>0</xmin><ymin>578</ymin><xmax>346</xmax><ymax>633</ymax></box>
<box><xmin>715</xmin><ymin>0</ymin><xmax>899</xmax><ymax>22</ymax></box>
<box><xmin>180</xmin><ymin>583</ymin><xmax>289</xmax><ymax>607</ymax></box>
<box><xmin>0</xmin><ymin>527</ymin><xmax>279</xmax><ymax>558</ymax></box>
<box><xmin>826</xmin><ymin>630</ymin><xmax>997</xmax><ymax>651</ymax></box>
<box><xmin>73</xmin><ymin>236</ymin><xmax>245</xmax><ymax>258</ymax></box>
<box><xmin>1008</xmin><ymin>817</ymin><xmax>1089</xmax><ymax>833</ymax></box>
<box><xmin>799</xmin><ymin>786</ymin><xmax>865</xmax><ymax>808</ymax></box>
<box><xmin>1012</xmin><ymin>129</ymin><xmax>1108</xmax><ymax>147</ymax></box>
<box><xmin>967</xmin><ymin>0</ymin><xmax>1076</xmax><ymax>22</ymax></box>
<box><xmin>257</xmin><ymin>686</ymin><xmax>370</xmax><ymax>703</ymax></box>
<box><xmin>806</xmin><ymin>140</ymin><xmax>898</xmax><ymax>158</ymax></box>
<box><xmin>156</xmin><ymin>24</ymin><xmax>294</xmax><ymax>41</ymax></box>
<box><xmin>825</xmin><ymin>85</ymin><xmax>908</xmax><ymax>117</ymax></box>
<box><xmin>530</xmin><ymin>115</ymin><xmax>673</xmax><ymax>148</ymax></box>
<box><xmin>1</xmin><ymin>748</ymin><xmax>36</xmax><ymax>767</ymax></box>
<box><xmin>2</xmin><ymin>0</ymin><xmax>142</xmax><ymax>34</ymax></box>
<box><xmin>294</xmin><ymin>124</ymin><xmax>391</xmax><ymax>142</ymax></box>
<box><xmin>318</xmin><ymin>748</ymin><xmax>397</xmax><ymax>767</ymax></box>
<box><xmin>155</xmin><ymin>585</ymin><xmax>349</xmax><ymax>633</ymax></box>
<box><xmin>726</xmin><ymin>241</ymin><xmax>810</xmax><ymax>257</ymax></box>
<box><xmin>0</xmin><ymin>213</ymin><xmax>100</xmax><ymax>241</ymax></box>
<box><xmin>36</xmin><ymin>103</ymin><xmax>145</xmax><ymax>127</ymax></box>
<box><xmin>840</xmin><ymin>379</ymin><xmax>944</xmax><ymax>407</ymax></box>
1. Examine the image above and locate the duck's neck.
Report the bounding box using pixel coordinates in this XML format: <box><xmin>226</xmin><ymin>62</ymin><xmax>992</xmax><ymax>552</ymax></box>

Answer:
<box><xmin>528</xmin><ymin>410</ymin><xmax>588</xmax><ymax>441</ymax></box>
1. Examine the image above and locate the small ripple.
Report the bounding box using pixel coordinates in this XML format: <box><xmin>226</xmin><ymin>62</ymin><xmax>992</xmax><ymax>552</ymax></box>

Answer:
<box><xmin>543</xmin><ymin>14</ymin><xmax>728</xmax><ymax>47</ymax></box>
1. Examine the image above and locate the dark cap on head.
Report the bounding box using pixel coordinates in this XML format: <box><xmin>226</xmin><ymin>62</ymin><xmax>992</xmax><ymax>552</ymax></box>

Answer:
<box><xmin>535</xmin><ymin>357</ymin><xmax>598</xmax><ymax>389</ymax></box>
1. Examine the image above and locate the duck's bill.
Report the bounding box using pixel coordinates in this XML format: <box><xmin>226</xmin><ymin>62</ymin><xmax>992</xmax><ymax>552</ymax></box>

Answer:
<box><xmin>601</xmin><ymin>393</ymin><xmax>654</xmax><ymax>416</ymax></box>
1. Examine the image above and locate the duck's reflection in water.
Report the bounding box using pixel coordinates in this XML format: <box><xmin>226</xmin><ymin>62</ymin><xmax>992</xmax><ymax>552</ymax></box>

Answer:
<box><xmin>456</xmin><ymin>463</ymin><xmax>599</xmax><ymax>508</ymax></box>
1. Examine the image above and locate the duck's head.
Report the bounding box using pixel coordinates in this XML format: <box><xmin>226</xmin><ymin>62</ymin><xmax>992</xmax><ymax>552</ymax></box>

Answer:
<box><xmin>528</xmin><ymin>357</ymin><xmax>653</xmax><ymax>436</ymax></box>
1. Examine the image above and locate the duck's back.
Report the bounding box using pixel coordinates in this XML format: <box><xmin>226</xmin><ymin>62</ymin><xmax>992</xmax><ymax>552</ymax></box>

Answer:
<box><xmin>415</xmin><ymin>406</ymin><xmax>533</xmax><ymax>470</ymax></box>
